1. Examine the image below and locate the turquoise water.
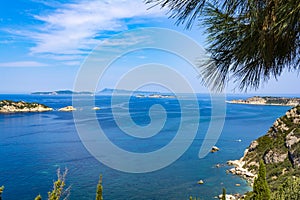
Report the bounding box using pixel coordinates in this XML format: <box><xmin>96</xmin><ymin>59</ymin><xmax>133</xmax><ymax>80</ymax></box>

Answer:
<box><xmin>0</xmin><ymin>94</ymin><xmax>290</xmax><ymax>200</ymax></box>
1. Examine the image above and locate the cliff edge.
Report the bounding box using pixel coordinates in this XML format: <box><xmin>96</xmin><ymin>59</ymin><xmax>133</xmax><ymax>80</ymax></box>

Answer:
<box><xmin>228</xmin><ymin>106</ymin><xmax>300</xmax><ymax>189</ymax></box>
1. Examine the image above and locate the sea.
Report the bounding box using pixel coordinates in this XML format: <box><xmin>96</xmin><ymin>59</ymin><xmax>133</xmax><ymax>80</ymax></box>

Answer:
<box><xmin>0</xmin><ymin>94</ymin><xmax>292</xmax><ymax>200</ymax></box>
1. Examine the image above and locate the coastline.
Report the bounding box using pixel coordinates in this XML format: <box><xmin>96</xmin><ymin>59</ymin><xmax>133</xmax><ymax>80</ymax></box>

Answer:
<box><xmin>0</xmin><ymin>100</ymin><xmax>80</xmax><ymax>113</ymax></box>
<box><xmin>0</xmin><ymin>100</ymin><xmax>53</xmax><ymax>113</ymax></box>
<box><xmin>227</xmin><ymin>96</ymin><xmax>300</xmax><ymax>107</ymax></box>
<box><xmin>226</xmin><ymin>104</ymin><xmax>300</xmax><ymax>199</ymax></box>
<box><xmin>1</xmin><ymin>94</ymin><xmax>296</xmax><ymax>199</ymax></box>
<box><xmin>226</xmin><ymin>101</ymin><xmax>294</xmax><ymax>107</ymax></box>
<box><xmin>227</xmin><ymin>148</ymin><xmax>256</xmax><ymax>185</ymax></box>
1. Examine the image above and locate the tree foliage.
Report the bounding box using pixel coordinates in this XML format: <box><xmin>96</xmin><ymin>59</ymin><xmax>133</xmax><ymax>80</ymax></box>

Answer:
<box><xmin>252</xmin><ymin>160</ymin><xmax>270</xmax><ymax>200</ymax></box>
<box><xmin>222</xmin><ymin>188</ymin><xmax>226</xmax><ymax>200</ymax></box>
<box><xmin>271</xmin><ymin>177</ymin><xmax>300</xmax><ymax>200</ymax></box>
<box><xmin>47</xmin><ymin>168</ymin><xmax>70</xmax><ymax>200</ymax></box>
<box><xmin>35</xmin><ymin>194</ymin><xmax>42</xmax><ymax>200</ymax></box>
<box><xmin>189</xmin><ymin>196</ymin><xmax>200</xmax><ymax>200</ymax></box>
<box><xmin>146</xmin><ymin>0</ymin><xmax>207</xmax><ymax>29</ymax></box>
<box><xmin>0</xmin><ymin>186</ymin><xmax>4</xmax><ymax>200</ymax></box>
<box><xmin>96</xmin><ymin>175</ymin><xmax>103</xmax><ymax>200</ymax></box>
<box><xmin>146</xmin><ymin>0</ymin><xmax>300</xmax><ymax>91</ymax></box>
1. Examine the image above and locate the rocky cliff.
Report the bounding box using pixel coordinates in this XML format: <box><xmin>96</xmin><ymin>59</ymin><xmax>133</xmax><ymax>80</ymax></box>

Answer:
<box><xmin>229</xmin><ymin>105</ymin><xmax>300</xmax><ymax>189</ymax></box>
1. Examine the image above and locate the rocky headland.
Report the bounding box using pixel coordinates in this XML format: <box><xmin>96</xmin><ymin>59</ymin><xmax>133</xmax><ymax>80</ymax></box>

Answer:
<box><xmin>228</xmin><ymin>96</ymin><xmax>300</xmax><ymax>106</ymax></box>
<box><xmin>228</xmin><ymin>105</ymin><xmax>300</xmax><ymax>189</ymax></box>
<box><xmin>0</xmin><ymin>100</ymin><xmax>53</xmax><ymax>113</ymax></box>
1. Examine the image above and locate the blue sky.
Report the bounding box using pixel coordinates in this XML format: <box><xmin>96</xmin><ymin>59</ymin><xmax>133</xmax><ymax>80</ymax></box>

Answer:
<box><xmin>0</xmin><ymin>0</ymin><xmax>299</xmax><ymax>94</ymax></box>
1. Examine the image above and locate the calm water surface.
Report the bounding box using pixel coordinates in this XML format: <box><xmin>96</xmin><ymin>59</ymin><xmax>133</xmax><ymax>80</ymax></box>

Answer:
<box><xmin>0</xmin><ymin>94</ymin><xmax>290</xmax><ymax>199</ymax></box>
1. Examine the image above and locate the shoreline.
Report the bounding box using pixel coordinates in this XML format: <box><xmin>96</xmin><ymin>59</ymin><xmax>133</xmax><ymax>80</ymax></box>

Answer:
<box><xmin>226</xmin><ymin>101</ymin><xmax>293</xmax><ymax>107</ymax></box>
<box><xmin>224</xmin><ymin>148</ymin><xmax>256</xmax><ymax>200</ymax></box>
<box><xmin>227</xmin><ymin>96</ymin><xmax>300</xmax><ymax>107</ymax></box>
<box><xmin>0</xmin><ymin>100</ymin><xmax>79</xmax><ymax>113</ymax></box>
<box><xmin>227</xmin><ymin>148</ymin><xmax>256</xmax><ymax>185</ymax></box>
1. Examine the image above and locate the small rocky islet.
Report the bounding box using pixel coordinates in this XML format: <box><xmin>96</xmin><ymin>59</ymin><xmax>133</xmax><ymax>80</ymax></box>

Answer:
<box><xmin>0</xmin><ymin>100</ymin><xmax>53</xmax><ymax>113</ymax></box>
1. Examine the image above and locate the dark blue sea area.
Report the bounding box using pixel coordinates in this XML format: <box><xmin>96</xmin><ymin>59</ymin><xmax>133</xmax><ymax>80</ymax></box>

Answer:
<box><xmin>0</xmin><ymin>94</ymin><xmax>291</xmax><ymax>199</ymax></box>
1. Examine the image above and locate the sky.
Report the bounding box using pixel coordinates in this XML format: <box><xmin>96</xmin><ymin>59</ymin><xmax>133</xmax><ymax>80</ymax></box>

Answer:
<box><xmin>0</xmin><ymin>0</ymin><xmax>299</xmax><ymax>94</ymax></box>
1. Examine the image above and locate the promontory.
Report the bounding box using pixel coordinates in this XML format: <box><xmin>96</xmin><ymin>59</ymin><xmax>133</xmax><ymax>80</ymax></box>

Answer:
<box><xmin>228</xmin><ymin>105</ymin><xmax>300</xmax><ymax>190</ymax></box>
<box><xmin>228</xmin><ymin>96</ymin><xmax>300</xmax><ymax>106</ymax></box>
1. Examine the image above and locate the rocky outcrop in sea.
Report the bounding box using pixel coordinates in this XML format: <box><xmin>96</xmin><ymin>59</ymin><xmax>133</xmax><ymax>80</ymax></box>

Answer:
<box><xmin>58</xmin><ymin>106</ymin><xmax>77</xmax><ymax>112</ymax></box>
<box><xmin>0</xmin><ymin>100</ymin><xmax>53</xmax><ymax>113</ymax></box>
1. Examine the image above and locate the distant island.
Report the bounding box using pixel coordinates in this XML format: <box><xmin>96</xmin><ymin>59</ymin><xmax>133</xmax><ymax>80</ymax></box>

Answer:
<box><xmin>97</xmin><ymin>88</ymin><xmax>175</xmax><ymax>98</ymax></box>
<box><xmin>228</xmin><ymin>96</ymin><xmax>300</xmax><ymax>106</ymax></box>
<box><xmin>97</xmin><ymin>88</ymin><xmax>159</xmax><ymax>96</ymax></box>
<box><xmin>98</xmin><ymin>88</ymin><xmax>136</xmax><ymax>95</ymax></box>
<box><xmin>136</xmin><ymin>94</ymin><xmax>176</xmax><ymax>99</ymax></box>
<box><xmin>32</xmin><ymin>88</ymin><xmax>159</xmax><ymax>96</ymax></box>
<box><xmin>32</xmin><ymin>90</ymin><xmax>93</xmax><ymax>95</ymax></box>
<box><xmin>0</xmin><ymin>100</ymin><xmax>53</xmax><ymax>113</ymax></box>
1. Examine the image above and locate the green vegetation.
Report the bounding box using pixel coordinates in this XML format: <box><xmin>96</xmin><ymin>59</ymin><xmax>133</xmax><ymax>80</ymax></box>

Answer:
<box><xmin>263</xmin><ymin>97</ymin><xmax>300</xmax><ymax>105</ymax></box>
<box><xmin>251</xmin><ymin>160</ymin><xmax>271</xmax><ymax>200</ymax></box>
<box><xmin>32</xmin><ymin>169</ymin><xmax>70</xmax><ymax>200</ymax></box>
<box><xmin>221</xmin><ymin>188</ymin><xmax>226</xmax><ymax>200</ymax></box>
<box><xmin>256</xmin><ymin>135</ymin><xmax>274</xmax><ymax>153</ymax></box>
<box><xmin>0</xmin><ymin>100</ymin><xmax>49</xmax><ymax>109</ymax></box>
<box><xmin>96</xmin><ymin>175</ymin><xmax>103</xmax><ymax>200</ymax></box>
<box><xmin>230</xmin><ymin>96</ymin><xmax>300</xmax><ymax>106</ymax></box>
<box><xmin>271</xmin><ymin>177</ymin><xmax>300</xmax><ymax>199</ymax></box>
<box><xmin>241</xmin><ymin>106</ymin><xmax>300</xmax><ymax>191</ymax></box>
<box><xmin>0</xmin><ymin>186</ymin><xmax>4</xmax><ymax>200</ymax></box>
<box><xmin>144</xmin><ymin>1</ymin><xmax>299</xmax><ymax>195</ymax></box>
<box><xmin>1</xmin><ymin>169</ymin><xmax>106</xmax><ymax>200</ymax></box>
<box><xmin>189</xmin><ymin>197</ymin><xmax>200</xmax><ymax>200</ymax></box>
<box><xmin>2</xmin><ymin>106</ymin><xmax>300</xmax><ymax>199</ymax></box>
<box><xmin>47</xmin><ymin>169</ymin><xmax>70</xmax><ymax>200</ymax></box>
<box><xmin>246</xmin><ymin>175</ymin><xmax>300</xmax><ymax>200</ymax></box>
<box><xmin>1</xmin><ymin>168</ymin><xmax>300</xmax><ymax>199</ymax></box>
<box><xmin>34</xmin><ymin>195</ymin><xmax>42</xmax><ymax>200</ymax></box>
<box><xmin>147</xmin><ymin>0</ymin><xmax>300</xmax><ymax>91</ymax></box>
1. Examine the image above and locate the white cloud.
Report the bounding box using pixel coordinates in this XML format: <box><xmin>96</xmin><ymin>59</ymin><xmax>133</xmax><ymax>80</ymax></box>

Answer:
<box><xmin>0</xmin><ymin>40</ymin><xmax>14</xmax><ymax>44</ymax></box>
<box><xmin>9</xmin><ymin>0</ymin><xmax>165</xmax><ymax>63</ymax></box>
<box><xmin>0</xmin><ymin>61</ymin><xmax>48</xmax><ymax>67</ymax></box>
<box><xmin>100</xmin><ymin>34</ymin><xmax>151</xmax><ymax>47</ymax></box>
<box><xmin>62</xmin><ymin>60</ymin><xmax>82</xmax><ymax>66</ymax></box>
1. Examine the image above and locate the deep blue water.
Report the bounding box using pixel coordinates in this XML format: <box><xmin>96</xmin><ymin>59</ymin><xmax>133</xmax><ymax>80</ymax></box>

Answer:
<box><xmin>0</xmin><ymin>94</ymin><xmax>291</xmax><ymax>200</ymax></box>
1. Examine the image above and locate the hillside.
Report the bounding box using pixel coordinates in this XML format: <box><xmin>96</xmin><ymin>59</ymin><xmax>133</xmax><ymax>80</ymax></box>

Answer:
<box><xmin>229</xmin><ymin>105</ymin><xmax>300</xmax><ymax>190</ymax></box>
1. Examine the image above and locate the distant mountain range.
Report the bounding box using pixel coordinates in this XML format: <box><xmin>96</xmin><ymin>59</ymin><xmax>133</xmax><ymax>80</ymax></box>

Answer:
<box><xmin>31</xmin><ymin>88</ymin><xmax>160</xmax><ymax>95</ymax></box>
<box><xmin>31</xmin><ymin>90</ymin><xmax>93</xmax><ymax>95</ymax></box>
<box><xmin>97</xmin><ymin>88</ymin><xmax>159</xmax><ymax>95</ymax></box>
